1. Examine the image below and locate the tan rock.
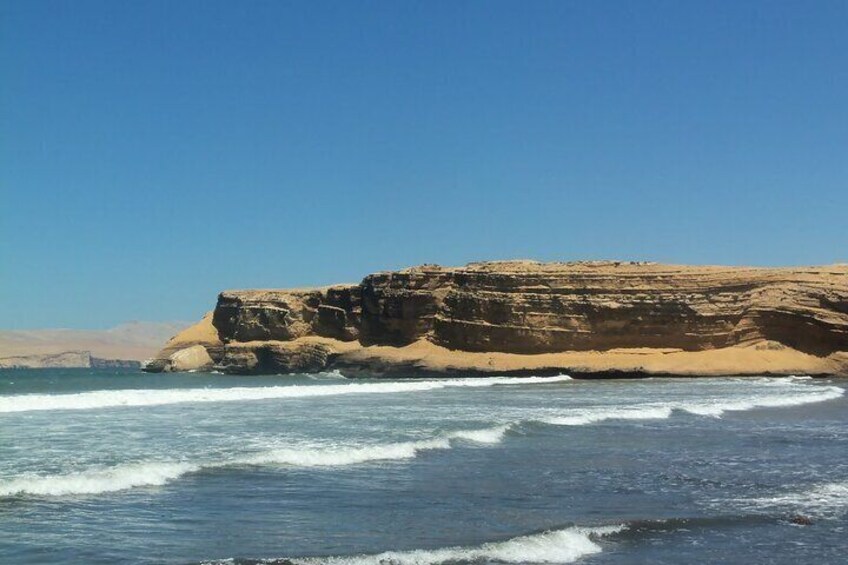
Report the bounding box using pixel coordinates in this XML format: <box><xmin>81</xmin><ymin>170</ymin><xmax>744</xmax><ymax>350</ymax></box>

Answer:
<box><xmin>142</xmin><ymin>312</ymin><xmax>223</xmax><ymax>371</ymax></box>
<box><xmin>167</xmin><ymin>345</ymin><xmax>214</xmax><ymax>372</ymax></box>
<box><xmin>143</xmin><ymin>261</ymin><xmax>848</xmax><ymax>377</ymax></box>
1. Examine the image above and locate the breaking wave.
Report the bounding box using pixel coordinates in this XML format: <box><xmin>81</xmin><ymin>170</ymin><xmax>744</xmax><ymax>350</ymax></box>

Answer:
<box><xmin>541</xmin><ymin>405</ymin><xmax>674</xmax><ymax>426</ymax></box>
<box><xmin>2</xmin><ymin>377</ymin><xmax>842</xmax><ymax>500</ymax></box>
<box><xmin>540</xmin><ymin>381</ymin><xmax>844</xmax><ymax>426</ymax></box>
<box><xmin>680</xmin><ymin>385</ymin><xmax>844</xmax><ymax>417</ymax></box>
<box><xmin>0</xmin><ymin>425</ymin><xmax>508</xmax><ymax>498</ymax></box>
<box><xmin>0</xmin><ymin>375</ymin><xmax>573</xmax><ymax>413</ymax></box>
<box><xmin>236</xmin><ymin>438</ymin><xmax>453</xmax><ymax>468</ymax></box>
<box><xmin>448</xmin><ymin>424</ymin><xmax>510</xmax><ymax>444</ymax></box>
<box><xmin>0</xmin><ymin>462</ymin><xmax>198</xmax><ymax>497</ymax></box>
<box><xmin>733</xmin><ymin>481</ymin><xmax>848</xmax><ymax>518</ymax></box>
<box><xmin>204</xmin><ymin>525</ymin><xmax>626</xmax><ymax>565</ymax></box>
<box><xmin>201</xmin><ymin>505</ymin><xmax>848</xmax><ymax>565</ymax></box>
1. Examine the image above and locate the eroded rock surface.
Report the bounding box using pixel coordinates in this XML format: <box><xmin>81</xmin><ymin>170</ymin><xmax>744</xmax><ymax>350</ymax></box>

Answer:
<box><xmin>142</xmin><ymin>312</ymin><xmax>223</xmax><ymax>372</ymax></box>
<box><xmin>143</xmin><ymin>261</ymin><xmax>848</xmax><ymax>377</ymax></box>
<box><xmin>168</xmin><ymin>345</ymin><xmax>214</xmax><ymax>372</ymax></box>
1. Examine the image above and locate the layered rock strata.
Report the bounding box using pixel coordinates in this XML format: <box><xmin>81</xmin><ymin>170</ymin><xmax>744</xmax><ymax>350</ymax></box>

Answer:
<box><xmin>144</xmin><ymin>261</ymin><xmax>848</xmax><ymax>377</ymax></box>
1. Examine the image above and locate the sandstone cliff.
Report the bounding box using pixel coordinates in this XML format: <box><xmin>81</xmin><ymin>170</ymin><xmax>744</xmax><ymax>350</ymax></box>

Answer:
<box><xmin>143</xmin><ymin>261</ymin><xmax>848</xmax><ymax>377</ymax></box>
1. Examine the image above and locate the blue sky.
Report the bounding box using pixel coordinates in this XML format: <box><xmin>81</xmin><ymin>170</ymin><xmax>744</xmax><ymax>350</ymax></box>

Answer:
<box><xmin>1</xmin><ymin>1</ymin><xmax>846</xmax><ymax>328</ymax></box>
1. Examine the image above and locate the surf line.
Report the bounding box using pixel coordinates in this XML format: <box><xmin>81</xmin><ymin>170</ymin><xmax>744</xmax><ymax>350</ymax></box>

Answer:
<box><xmin>201</xmin><ymin>524</ymin><xmax>627</xmax><ymax>565</ymax></box>
<box><xmin>0</xmin><ymin>425</ymin><xmax>511</xmax><ymax>498</ymax></box>
<box><xmin>0</xmin><ymin>375</ymin><xmax>574</xmax><ymax>413</ymax></box>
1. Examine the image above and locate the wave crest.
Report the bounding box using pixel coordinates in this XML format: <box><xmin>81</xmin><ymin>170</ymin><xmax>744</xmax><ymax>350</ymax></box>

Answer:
<box><xmin>0</xmin><ymin>462</ymin><xmax>198</xmax><ymax>497</ymax></box>
<box><xmin>0</xmin><ymin>426</ymin><xmax>506</xmax><ymax>498</ymax></box>
<box><xmin>0</xmin><ymin>375</ymin><xmax>573</xmax><ymax>414</ymax></box>
<box><xmin>203</xmin><ymin>525</ymin><xmax>625</xmax><ymax>565</ymax></box>
<box><xmin>734</xmin><ymin>481</ymin><xmax>848</xmax><ymax>518</ymax></box>
<box><xmin>238</xmin><ymin>438</ymin><xmax>452</xmax><ymax>468</ymax></box>
<box><xmin>542</xmin><ymin>406</ymin><xmax>673</xmax><ymax>426</ymax></box>
<box><xmin>681</xmin><ymin>386</ymin><xmax>844</xmax><ymax>417</ymax></box>
<box><xmin>540</xmin><ymin>384</ymin><xmax>844</xmax><ymax>426</ymax></box>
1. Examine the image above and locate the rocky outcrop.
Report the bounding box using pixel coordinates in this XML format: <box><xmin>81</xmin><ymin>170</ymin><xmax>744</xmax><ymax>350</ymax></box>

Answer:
<box><xmin>166</xmin><ymin>345</ymin><xmax>214</xmax><ymax>372</ymax></box>
<box><xmin>216</xmin><ymin>339</ymin><xmax>349</xmax><ymax>375</ymax></box>
<box><xmin>141</xmin><ymin>312</ymin><xmax>223</xmax><ymax>372</ymax></box>
<box><xmin>143</xmin><ymin>261</ymin><xmax>848</xmax><ymax>377</ymax></box>
<box><xmin>212</xmin><ymin>286</ymin><xmax>362</xmax><ymax>343</ymax></box>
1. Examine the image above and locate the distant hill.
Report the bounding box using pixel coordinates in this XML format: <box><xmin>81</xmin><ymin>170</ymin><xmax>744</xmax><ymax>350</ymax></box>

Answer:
<box><xmin>0</xmin><ymin>321</ymin><xmax>192</xmax><ymax>368</ymax></box>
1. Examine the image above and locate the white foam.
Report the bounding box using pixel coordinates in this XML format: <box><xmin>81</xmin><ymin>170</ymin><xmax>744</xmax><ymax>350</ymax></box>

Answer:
<box><xmin>736</xmin><ymin>481</ymin><xmax>848</xmax><ymax>518</ymax></box>
<box><xmin>448</xmin><ymin>424</ymin><xmax>510</xmax><ymax>444</ymax></box>
<box><xmin>0</xmin><ymin>375</ymin><xmax>573</xmax><ymax>413</ymax></box>
<box><xmin>681</xmin><ymin>385</ymin><xmax>844</xmax><ymax>417</ymax></box>
<box><xmin>0</xmin><ymin>462</ymin><xmax>198</xmax><ymax>497</ymax></box>
<box><xmin>237</xmin><ymin>438</ymin><xmax>452</xmax><ymax>467</ymax></box>
<box><xmin>280</xmin><ymin>525</ymin><xmax>625</xmax><ymax>565</ymax></box>
<box><xmin>0</xmin><ymin>425</ymin><xmax>505</xmax><ymax>497</ymax></box>
<box><xmin>542</xmin><ymin>405</ymin><xmax>674</xmax><ymax>426</ymax></box>
<box><xmin>442</xmin><ymin>375</ymin><xmax>573</xmax><ymax>387</ymax></box>
<box><xmin>540</xmin><ymin>383</ymin><xmax>844</xmax><ymax>425</ymax></box>
<box><xmin>312</xmin><ymin>369</ymin><xmax>348</xmax><ymax>379</ymax></box>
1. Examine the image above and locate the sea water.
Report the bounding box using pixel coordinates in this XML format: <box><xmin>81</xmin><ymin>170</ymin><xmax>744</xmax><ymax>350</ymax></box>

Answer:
<box><xmin>0</xmin><ymin>369</ymin><xmax>846</xmax><ymax>564</ymax></box>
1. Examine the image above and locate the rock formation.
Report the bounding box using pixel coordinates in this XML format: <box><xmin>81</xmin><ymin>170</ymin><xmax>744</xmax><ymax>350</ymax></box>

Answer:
<box><xmin>143</xmin><ymin>261</ymin><xmax>848</xmax><ymax>377</ymax></box>
<box><xmin>140</xmin><ymin>312</ymin><xmax>222</xmax><ymax>372</ymax></box>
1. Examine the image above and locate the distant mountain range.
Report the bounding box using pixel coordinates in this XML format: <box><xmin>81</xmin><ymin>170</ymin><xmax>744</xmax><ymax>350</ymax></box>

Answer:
<box><xmin>0</xmin><ymin>321</ymin><xmax>192</xmax><ymax>369</ymax></box>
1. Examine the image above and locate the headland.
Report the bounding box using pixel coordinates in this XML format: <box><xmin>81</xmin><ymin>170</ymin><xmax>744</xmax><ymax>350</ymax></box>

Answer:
<box><xmin>142</xmin><ymin>261</ymin><xmax>848</xmax><ymax>378</ymax></box>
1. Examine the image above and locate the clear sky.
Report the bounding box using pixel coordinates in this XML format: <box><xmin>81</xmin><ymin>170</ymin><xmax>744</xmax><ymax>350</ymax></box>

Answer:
<box><xmin>1</xmin><ymin>1</ymin><xmax>846</xmax><ymax>329</ymax></box>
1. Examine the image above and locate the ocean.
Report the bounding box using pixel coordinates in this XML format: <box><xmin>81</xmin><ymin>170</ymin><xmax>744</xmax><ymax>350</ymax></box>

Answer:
<box><xmin>1</xmin><ymin>369</ymin><xmax>846</xmax><ymax>564</ymax></box>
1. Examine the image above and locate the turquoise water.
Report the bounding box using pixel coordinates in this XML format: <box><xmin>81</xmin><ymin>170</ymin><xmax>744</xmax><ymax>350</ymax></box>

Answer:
<box><xmin>1</xmin><ymin>369</ymin><xmax>846</xmax><ymax>564</ymax></box>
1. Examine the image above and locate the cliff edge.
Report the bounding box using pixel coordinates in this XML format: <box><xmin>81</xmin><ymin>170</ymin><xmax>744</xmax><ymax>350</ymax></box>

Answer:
<box><xmin>143</xmin><ymin>261</ymin><xmax>848</xmax><ymax>377</ymax></box>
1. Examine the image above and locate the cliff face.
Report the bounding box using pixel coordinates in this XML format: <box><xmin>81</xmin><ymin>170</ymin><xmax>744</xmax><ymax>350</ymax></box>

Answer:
<box><xmin>430</xmin><ymin>262</ymin><xmax>848</xmax><ymax>356</ymax></box>
<box><xmin>213</xmin><ymin>286</ymin><xmax>362</xmax><ymax>343</ymax></box>
<box><xmin>144</xmin><ymin>261</ymin><xmax>848</xmax><ymax>377</ymax></box>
